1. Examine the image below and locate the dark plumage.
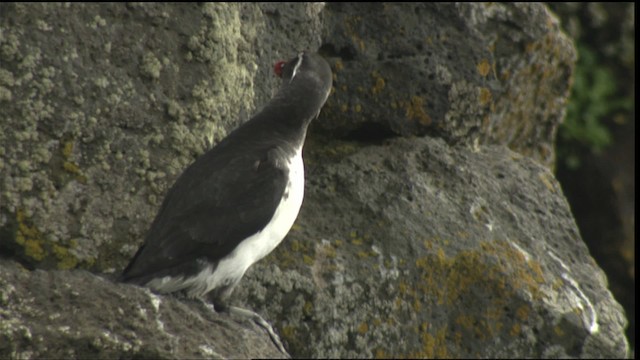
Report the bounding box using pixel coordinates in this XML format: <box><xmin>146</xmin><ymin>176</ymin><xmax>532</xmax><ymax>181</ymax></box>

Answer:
<box><xmin>120</xmin><ymin>52</ymin><xmax>332</xmax><ymax>315</ymax></box>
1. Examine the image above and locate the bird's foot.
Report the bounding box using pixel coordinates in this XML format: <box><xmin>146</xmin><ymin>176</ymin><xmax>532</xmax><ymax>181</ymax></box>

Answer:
<box><xmin>200</xmin><ymin>300</ymin><xmax>288</xmax><ymax>357</ymax></box>
<box><xmin>227</xmin><ymin>306</ymin><xmax>288</xmax><ymax>357</ymax></box>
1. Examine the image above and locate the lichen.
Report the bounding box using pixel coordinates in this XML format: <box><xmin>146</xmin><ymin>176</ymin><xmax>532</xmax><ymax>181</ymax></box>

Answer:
<box><xmin>52</xmin><ymin>242</ymin><xmax>78</xmax><ymax>270</ymax></box>
<box><xmin>16</xmin><ymin>209</ymin><xmax>46</xmax><ymax>261</ymax></box>
<box><xmin>140</xmin><ymin>53</ymin><xmax>162</xmax><ymax>80</ymax></box>
<box><xmin>402</xmin><ymin>96</ymin><xmax>432</xmax><ymax>126</ymax></box>
<box><xmin>370</xmin><ymin>70</ymin><xmax>386</xmax><ymax>95</ymax></box>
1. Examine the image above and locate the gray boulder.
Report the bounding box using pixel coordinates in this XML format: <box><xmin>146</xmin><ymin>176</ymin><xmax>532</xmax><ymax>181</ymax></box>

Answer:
<box><xmin>0</xmin><ymin>2</ymin><xmax>629</xmax><ymax>358</ymax></box>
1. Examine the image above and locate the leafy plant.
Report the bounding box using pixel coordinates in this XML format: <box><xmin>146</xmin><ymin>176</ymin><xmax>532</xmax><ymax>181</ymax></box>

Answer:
<box><xmin>559</xmin><ymin>44</ymin><xmax>632</xmax><ymax>169</ymax></box>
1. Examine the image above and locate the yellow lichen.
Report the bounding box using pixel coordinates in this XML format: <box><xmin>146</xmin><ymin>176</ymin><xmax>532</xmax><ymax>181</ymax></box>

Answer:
<box><xmin>52</xmin><ymin>243</ymin><xmax>78</xmax><ymax>270</ymax></box>
<box><xmin>374</xmin><ymin>348</ymin><xmax>387</xmax><ymax>359</ymax></box>
<box><xmin>414</xmin><ymin>326</ymin><xmax>449</xmax><ymax>358</ymax></box>
<box><xmin>358</xmin><ymin>322</ymin><xmax>369</xmax><ymax>334</ymax></box>
<box><xmin>16</xmin><ymin>209</ymin><xmax>46</xmax><ymax>261</ymax></box>
<box><xmin>281</xmin><ymin>325</ymin><xmax>296</xmax><ymax>340</ymax></box>
<box><xmin>334</xmin><ymin>59</ymin><xmax>344</xmax><ymax>72</ymax></box>
<box><xmin>63</xmin><ymin>161</ymin><xmax>81</xmax><ymax>174</ymax></box>
<box><xmin>476</xmin><ymin>59</ymin><xmax>491</xmax><ymax>77</ymax></box>
<box><xmin>516</xmin><ymin>304</ymin><xmax>530</xmax><ymax>321</ymax></box>
<box><xmin>303</xmin><ymin>301</ymin><xmax>313</xmax><ymax>316</ymax></box>
<box><xmin>404</xmin><ymin>96</ymin><xmax>432</xmax><ymax>125</ymax></box>
<box><xmin>62</xmin><ymin>140</ymin><xmax>74</xmax><ymax>158</ymax></box>
<box><xmin>371</xmin><ymin>70</ymin><xmax>386</xmax><ymax>95</ymax></box>
<box><xmin>553</xmin><ymin>325</ymin><xmax>565</xmax><ymax>337</ymax></box>
<box><xmin>302</xmin><ymin>254</ymin><xmax>314</xmax><ymax>265</ymax></box>
<box><xmin>479</xmin><ymin>87</ymin><xmax>492</xmax><ymax>107</ymax></box>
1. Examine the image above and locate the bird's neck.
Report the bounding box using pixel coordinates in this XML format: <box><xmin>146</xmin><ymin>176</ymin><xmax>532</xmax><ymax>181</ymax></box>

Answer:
<box><xmin>244</xmin><ymin>85</ymin><xmax>323</xmax><ymax>148</ymax></box>
<box><xmin>222</xmin><ymin>77</ymin><xmax>328</xmax><ymax>153</ymax></box>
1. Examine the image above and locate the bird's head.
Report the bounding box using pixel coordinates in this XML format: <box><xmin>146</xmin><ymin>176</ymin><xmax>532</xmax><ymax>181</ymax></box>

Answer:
<box><xmin>273</xmin><ymin>52</ymin><xmax>333</xmax><ymax>106</ymax></box>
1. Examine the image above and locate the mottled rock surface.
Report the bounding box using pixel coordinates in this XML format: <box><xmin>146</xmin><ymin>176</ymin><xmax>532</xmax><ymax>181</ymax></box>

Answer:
<box><xmin>237</xmin><ymin>136</ymin><xmax>628</xmax><ymax>358</ymax></box>
<box><xmin>0</xmin><ymin>259</ymin><xmax>285</xmax><ymax>358</ymax></box>
<box><xmin>0</xmin><ymin>2</ymin><xmax>629</xmax><ymax>359</ymax></box>
<box><xmin>319</xmin><ymin>3</ymin><xmax>575</xmax><ymax>166</ymax></box>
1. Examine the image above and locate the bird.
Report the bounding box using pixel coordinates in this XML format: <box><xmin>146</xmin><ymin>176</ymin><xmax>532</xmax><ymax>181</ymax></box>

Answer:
<box><xmin>119</xmin><ymin>51</ymin><xmax>333</xmax><ymax>353</ymax></box>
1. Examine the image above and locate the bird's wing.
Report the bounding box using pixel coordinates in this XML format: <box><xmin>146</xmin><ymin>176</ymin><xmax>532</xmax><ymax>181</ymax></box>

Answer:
<box><xmin>120</xmin><ymin>144</ymin><xmax>290</xmax><ymax>282</ymax></box>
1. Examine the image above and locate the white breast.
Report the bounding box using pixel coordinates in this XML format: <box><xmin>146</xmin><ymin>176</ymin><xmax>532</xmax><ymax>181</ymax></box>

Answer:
<box><xmin>147</xmin><ymin>147</ymin><xmax>306</xmax><ymax>298</ymax></box>
<box><xmin>219</xmin><ymin>147</ymin><xmax>305</xmax><ymax>272</ymax></box>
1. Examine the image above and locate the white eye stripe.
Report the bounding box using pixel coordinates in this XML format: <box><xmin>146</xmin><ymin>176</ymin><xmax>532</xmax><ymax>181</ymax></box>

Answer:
<box><xmin>290</xmin><ymin>52</ymin><xmax>304</xmax><ymax>83</ymax></box>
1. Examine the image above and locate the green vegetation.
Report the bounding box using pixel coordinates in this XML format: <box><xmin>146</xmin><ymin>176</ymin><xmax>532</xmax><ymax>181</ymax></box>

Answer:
<box><xmin>559</xmin><ymin>45</ymin><xmax>632</xmax><ymax>169</ymax></box>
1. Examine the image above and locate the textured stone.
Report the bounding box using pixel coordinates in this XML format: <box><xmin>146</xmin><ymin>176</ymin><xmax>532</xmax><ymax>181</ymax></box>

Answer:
<box><xmin>318</xmin><ymin>3</ymin><xmax>575</xmax><ymax>166</ymax></box>
<box><xmin>0</xmin><ymin>2</ymin><xmax>628</xmax><ymax>359</ymax></box>
<box><xmin>0</xmin><ymin>259</ymin><xmax>285</xmax><ymax>358</ymax></box>
<box><xmin>236</xmin><ymin>136</ymin><xmax>628</xmax><ymax>358</ymax></box>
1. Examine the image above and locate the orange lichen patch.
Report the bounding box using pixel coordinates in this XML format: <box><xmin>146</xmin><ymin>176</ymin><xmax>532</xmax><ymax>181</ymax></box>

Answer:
<box><xmin>410</xmin><ymin>326</ymin><xmax>450</xmax><ymax>359</ymax></box>
<box><xmin>510</xmin><ymin>323</ymin><xmax>522</xmax><ymax>336</ymax></box>
<box><xmin>516</xmin><ymin>304</ymin><xmax>531</xmax><ymax>321</ymax></box>
<box><xmin>374</xmin><ymin>348</ymin><xmax>387</xmax><ymax>359</ymax></box>
<box><xmin>476</xmin><ymin>59</ymin><xmax>491</xmax><ymax>77</ymax></box>
<box><xmin>371</xmin><ymin>70</ymin><xmax>386</xmax><ymax>95</ymax></box>
<box><xmin>403</xmin><ymin>96</ymin><xmax>432</xmax><ymax>126</ymax></box>
<box><xmin>400</xmin><ymin>239</ymin><xmax>548</xmax><ymax>354</ymax></box>
<box><xmin>479</xmin><ymin>87</ymin><xmax>492</xmax><ymax>107</ymax></box>
<box><xmin>358</xmin><ymin>322</ymin><xmax>369</xmax><ymax>334</ymax></box>
<box><xmin>343</xmin><ymin>16</ymin><xmax>366</xmax><ymax>52</ymax></box>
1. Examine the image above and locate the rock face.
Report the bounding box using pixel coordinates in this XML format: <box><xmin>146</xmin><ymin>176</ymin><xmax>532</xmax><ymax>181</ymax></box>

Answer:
<box><xmin>0</xmin><ymin>3</ymin><xmax>629</xmax><ymax>359</ymax></box>
<box><xmin>236</xmin><ymin>136</ymin><xmax>628</xmax><ymax>358</ymax></box>
<box><xmin>0</xmin><ymin>259</ymin><xmax>284</xmax><ymax>358</ymax></box>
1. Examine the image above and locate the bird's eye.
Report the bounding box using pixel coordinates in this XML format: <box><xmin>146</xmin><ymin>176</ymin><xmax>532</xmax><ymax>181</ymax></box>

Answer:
<box><xmin>273</xmin><ymin>61</ymin><xmax>285</xmax><ymax>77</ymax></box>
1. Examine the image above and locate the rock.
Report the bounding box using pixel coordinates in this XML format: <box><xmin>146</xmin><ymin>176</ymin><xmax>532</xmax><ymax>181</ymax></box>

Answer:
<box><xmin>235</xmin><ymin>136</ymin><xmax>629</xmax><ymax>358</ymax></box>
<box><xmin>319</xmin><ymin>3</ymin><xmax>575</xmax><ymax>167</ymax></box>
<box><xmin>0</xmin><ymin>259</ymin><xmax>286</xmax><ymax>358</ymax></box>
<box><xmin>549</xmin><ymin>3</ymin><xmax>636</xmax><ymax>349</ymax></box>
<box><xmin>0</xmin><ymin>2</ymin><xmax>629</xmax><ymax>358</ymax></box>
